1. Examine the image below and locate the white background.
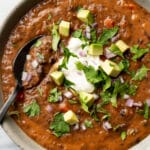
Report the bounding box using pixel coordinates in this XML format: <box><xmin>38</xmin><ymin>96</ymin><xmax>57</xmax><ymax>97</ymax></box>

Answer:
<box><xmin>0</xmin><ymin>1</ymin><xmax>21</xmax><ymax>149</ymax></box>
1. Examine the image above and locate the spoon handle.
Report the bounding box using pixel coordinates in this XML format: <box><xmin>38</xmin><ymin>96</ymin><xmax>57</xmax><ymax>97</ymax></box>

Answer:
<box><xmin>0</xmin><ymin>84</ymin><xmax>21</xmax><ymax>124</ymax></box>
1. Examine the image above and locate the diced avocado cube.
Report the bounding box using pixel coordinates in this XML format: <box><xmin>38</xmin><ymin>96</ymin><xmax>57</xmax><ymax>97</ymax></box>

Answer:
<box><xmin>88</xmin><ymin>44</ymin><xmax>103</xmax><ymax>56</ymax></box>
<box><xmin>64</xmin><ymin>110</ymin><xmax>79</xmax><ymax>125</ymax></box>
<box><xmin>59</xmin><ymin>20</ymin><xmax>70</xmax><ymax>37</ymax></box>
<box><xmin>101</xmin><ymin>60</ymin><xmax>121</xmax><ymax>77</ymax></box>
<box><xmin>50</xmin><ymin>71</ymin><xmax>64</xmax><ymax>86</ymax></box>
<box><xmin>79</xmin><ymin>92</ymin><xmax>94</xmax><ymax>107</ymax></box>
<box><xmin>77</xmin><ymin>9</ymin><xmax>93</xmax><ymax>24</ymax></box>
<box><xmin>115</xmin><ymin>40</ymin><xmax>129</xmax><ymax>53</ymax></box>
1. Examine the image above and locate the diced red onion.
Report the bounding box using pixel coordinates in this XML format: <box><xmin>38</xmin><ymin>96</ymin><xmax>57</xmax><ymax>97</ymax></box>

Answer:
<box><xmin>59</xmin><ymin>96</ymin><xmax>63</xmax><ymax>102</ymax></box>
<box><xmin>81</xmin><ymin>123</ymin><xmax>87</xmax><ymax>131</ymax></box>
<box><xmin>111</xmin><ymin>34</ymin><xmax>120</xmax><ymax>43</ymax></box>
<box><xmin>133</xmin><ymin>102</ymin><xmax>143</xmax><ymax>107</ymax></box>
<box><xmin>85</xmin><ymin>26</ymin><xmax>91</xmax><ymax>39</ymax></box>
<box><xmin>73</xmin><ymin>123</ymin><xmax>80</xmax><ymax>131</ymax></box>
<box><xmin>123</xmin><ymin>94</ymin><xmax>130</xmax><ymax>100</ymax></box>
<box><xmin>102</xmin><ymin>121</ymin><xmax>112</xmax><ymax>131</ymax></box>
<box><xmin>76</xmin><ymin>71</ymin><xmax>82</xmax><ymax>75</ymax></box>
<box><xmin>125</xmin><ymin>99</ymin><xmax>134</xmax><ymax>107</ymax></box>
<box><xmin>22</xmin><ymin>72</ymin><xmax>28</xmax><ymax>81</ymax></box>
<box><xmin>31</xmin><ymin>60</ymin><xmax>39</xmax><ymax>69</ymax></box>
<box><xmin>93</xmin><ymin>94</ymin><xmax>99</xmax><ymax>100</ymax></box>
<box><xmin>26</xmin><ymin>73</ymin><xmax>32</xmax><ymax>82</ymax></box>
<box><xmin>26</xmin><ymin>54</ymin><xmax>31</xmax><ymax>60</ymax></box>
<box><xmin>60</xmin><ymin>47</ymin><xmax>64</xmax><ymax>54</ymax></box>
<box><xmin>63</xmin><ymin>91</ymin><xmax>73</xmax><ymax>99</ymax></box>
<box><xmin>146</xmin><ymin>99</ymin><xmax>150</xmax><ymax>107</ymax></box>
<box><xmin>119</xmin><ymin>15</ymin><xmax>126</xmax><ymax>26</ymax></box>
<box><xmin>120</xmin><ymin>108</ymin><xmax>127</xmax><ymax>116</ymax></box>
<box><xmin>104</xmin><ymin>48</ymin><xmax>116</xmax><ymax>59</ymax></box>
<box><xmin>46</xmin><ymin>105</ymin><xmax>53</xmax><ymax>113</ymax></box>
<box><xmin>117</xmin><ymin>0</ymin><xmax>124</xmax><ymax>6</ymax></box>
<box><xmin>22</xmin><ymin>72</ymin><xmax>32</xmax><ymax>82</ymax></box>
<box><xmin>120</xmin><ymin>76</ymin><xmax>124</xmax><ymax>83</ymax></box>
<box><xmin>91</xmin><ymin>22</ymin><xmax>98</xmax><ymax>28</ymax></box>
<box><xmin>85</xmin><ymin>32</ymin><xmax>91</xmax><ymax>39</ymax></box>
<box><xmin>85</xmin><ymin>26</ymin><xmax>91</xmax><ymax>33</ymax></box>
<box><xmin>79</xmin><ymin>50</ymin><xmax>87</xmax><ymax>57</ymax></box>
<box><xmin>37</xmin><ymin>66</ymin><xmax>42</xmax><ymax>74</ymax></box>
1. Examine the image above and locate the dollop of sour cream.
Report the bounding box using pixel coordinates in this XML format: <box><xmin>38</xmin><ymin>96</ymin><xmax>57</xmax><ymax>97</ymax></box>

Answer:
<box><xmin>60</xmin><ymin>37</ymin><xmax>103</xmax><ymax>93</ymax></box>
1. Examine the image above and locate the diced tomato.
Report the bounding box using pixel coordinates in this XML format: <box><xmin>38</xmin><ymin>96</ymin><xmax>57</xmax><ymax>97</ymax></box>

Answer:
<box><xmin>124</xmin><ymin>3</ymin><xmax>136</xmax><ymax>10</ymax></box>
<box><xmin>128</xmin><ymin>3</ymin><xmax>136</xmax><ymax>10</ymax></box>
<box><xmin>59</xmin><ymin>102</ymin><xmax>69</xmax><ymax>112</ymax></box>
<box><xmin>104</xmin><ymin>17</ymin><xmax>115</xmax><ymax>28</ymax></box>
<box><xmin>16</xmin><ymin>90</ymin><xmax>24</xmax><ymax>101</ymax></box>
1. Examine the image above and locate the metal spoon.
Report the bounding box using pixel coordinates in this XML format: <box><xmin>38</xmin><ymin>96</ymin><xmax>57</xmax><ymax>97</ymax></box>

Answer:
<box><xmin>0</xmin><ymin>35</ymin><xmax>43</xmax><ymax>123</ymax></box>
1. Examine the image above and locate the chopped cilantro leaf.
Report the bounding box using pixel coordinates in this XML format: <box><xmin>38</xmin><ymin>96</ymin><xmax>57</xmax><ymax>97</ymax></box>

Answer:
<box><xmin>97</xmin><ymin>26</ymin><xmax>119</xmax><ymax>45</ymax></box>
<box><xmin>48</xmin><ymin>88</ymin><xmax>62</xmax><ymax>103</ymax></box>
<box><xmin>132</xmin><ymin>65</ymin><xmax>149</xmax><ymax>81</ymax></box>
<box><xmin>121</xmin><ymin>131</ymin><xmax>127</xmax><ymax>141</ymax></box>
<box><xmin>96</xmin><ymin>104</ymin><xmax>109</xmax><ymax>114</ymax></box>
<box><xmin>36</xmin><ymin>52</ymin><xmax>44</xmax><ymax>60</ymax></box>
<box><xmin>100</xmin><ymin>79</ymin><xmax>137</xmax><ymax>108</ymax></box>
<box><xmin>48</xmin><ymin>14</ymin><xmax>52</xmax><ymax>20</ymax></box>
<box><xmin>37</xmin><ymin>87</ymin><xmax>43</xmax><ymax>97</ymax></box>
<box><xmin>23</xmin><ymin>100</ymin><xmax>40</xmax><ymax>117</ymax></box>
<box><xmin>129</xmin><ymin>70</ymin><xmax>136</xmax><ymax>78</ymax></box>
<box><xmin>131</xmin><ymin>45</ymin><xmax>149</xmax><ymax>61</ymax></box>
<box><xmin>34</xmin><ymin>40</ymin><xmax>42</xmax><ymax>47</ymax></box>
<box><xmin>119</xmin><ymin>59</ymin><xmax>130</xmax><ymax>73</ymax></box>
<box><xmin>101</xmin><ymin>114</ymin><xmax>111</xmax><ymax>121</ymax></box>
<box><xmin>50</xmin><ymin>112</ymin><xmax>70</xmax><ymax>137</ymax></box>
<box><xmin>76</xmin><ymin>6</ymin><xmax>83</xmax><ymax>12</ymax></box>
<box><xmin>109</xmin><ymin>44</ymin><xmax>124</xmax><ymax>58</ymax></box>
<box><xmin>111</xmin><ymin>79</ymin><xmax>122</xmax><ymax>107</ymax></box>
<box><xmin>113</xmin><ymin>124</ymin><xmax>124</xmax><ymax>132</ymax></box>
<box><xmin>136</xmin><ymin>101</ymin><xmax>149</xmax><ymax>119</ymax></box>
<box><xmin>51</xmin><ymin>24</ymin><xmax>60</xmax><ymax>51</ymax></box>
<box><xmin>76</xmin><ymin>61</ymin><xmax>85</xmax><ymax>70</ymax></box>
<box><xmin>59</xmin><ymin>47</ymin><xmax>77</xmax><ymax>69</ymax></box>
<box><xmin>81</xmin><ymin>102</ymin><xmax>90</xmax><ymax>113</ymax></box>
<box><xmin>100</xmin><ymin>91</ymin><xmax>111</xmax><ymax>105</ymax></box>
<box><xmin>144</xmin><ymin>102</ymin><xmax>149</xmax><ymax>120</ymax></box>
<box><xmin>68</xmin><ymin>99</ymin><xmax>78</xmax><ymax>105</ymax></box>
<box><xmin>99</xmin><ymin>67</ymin><xmax>112</xmax><ymax>92</ymax></box>
<box><xmin>102</xmin><ymin>77</ymin><xmax>111</xmax><ymax>92</ymax></box>
<box><xmin>64</xmin><ymin>78</ymin><xmax>75</xmax><ymax>88</ymax></box>
<box><xmin>126</xmin><ymin>84</ymin><xmax>138</xmax><ymax>96</ymax></box>
<box><xmin>90</xmin><ymin>104</ymin><xmax>100</xmax><ymax>121</ymax></box>
<box><xmin>76</xmin><ymin>62</ymin><xmax>103</xmax><ymax>84</ymax></box>
<box><xmin>83</xmin><ymin>66</ymin><xmax>103</xmax><ymax>84</ymax></box>
<box><xmin>90</xmin><ymin>103</ymin><xmax>110</xmax><ymax>122</ymax></box>
<box><xmin>72</xmin><ymin>29</ymin><xmax>82</xmax><ymax>38</ymax></box>
<box><xmin>84</xmin><ymin>119</ymin><xmax>93</xmax><ymax>128</ymax></box>
<box><xmin>147</xmin><ymin>43</ymin><xmax>150</xmax><ymax>48</ymax></box>
<box><xmin>90</xmin><ymin>28</ymin><xmax>97</xmax><ymax>43</ymax></box>
<box><xmin>111</xmin><ymin>80</ymin><xmax>137</xmax><ymax>106</ymax></box>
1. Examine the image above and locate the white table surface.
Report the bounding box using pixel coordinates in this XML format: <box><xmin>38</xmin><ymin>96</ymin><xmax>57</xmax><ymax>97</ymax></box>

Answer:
<box><xmin>0</xmin><ymin>1</ymin><xmax>21</xmax><ymax>149</ymax></box>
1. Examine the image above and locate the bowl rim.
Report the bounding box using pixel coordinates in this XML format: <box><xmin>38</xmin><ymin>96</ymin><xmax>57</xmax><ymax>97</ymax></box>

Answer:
<box><xmin>0</xmin><ymin>0</ymin><xmax>44</xmax><ymax>150</ymax></box>
<box><xmin>0</xmin><ymin>0</ymin><xmax>150</xmax><ymax>150</ymax></box>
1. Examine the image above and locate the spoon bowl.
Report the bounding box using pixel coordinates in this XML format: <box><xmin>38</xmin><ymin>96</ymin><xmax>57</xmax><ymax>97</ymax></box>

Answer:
<box><xmin>0</xmin><ymin>35</ymin><xmax>43</xmax><ymax>123</ymax></box>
